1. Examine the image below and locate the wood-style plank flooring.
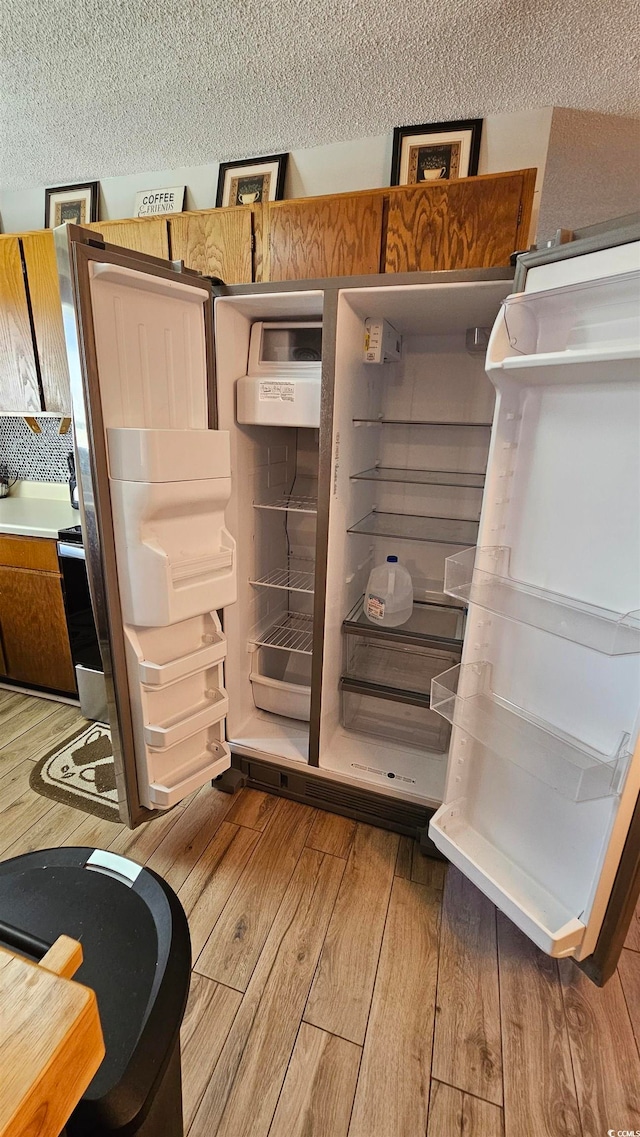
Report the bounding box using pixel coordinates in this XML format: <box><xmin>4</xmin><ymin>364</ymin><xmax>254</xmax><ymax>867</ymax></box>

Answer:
<box><xmin>1</xmin><ymin>689</ymin><xmax>639</xmax><ymax>1137</ymax></box>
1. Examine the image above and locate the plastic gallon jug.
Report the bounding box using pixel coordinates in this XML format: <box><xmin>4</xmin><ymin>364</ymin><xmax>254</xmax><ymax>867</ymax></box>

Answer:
<box><xmin>364</xmin><ymin>556</ymin><xmax>413</xmax><ymax>627</ymax></box>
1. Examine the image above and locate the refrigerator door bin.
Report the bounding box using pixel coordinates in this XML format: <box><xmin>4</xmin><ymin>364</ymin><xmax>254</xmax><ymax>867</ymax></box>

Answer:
<box><xmin>496</xmin><ymin>270</ymin><xmax>640</xmax><ymax>358</ymax></box>
<box><xmin>109</xmin><ymin>478</ymin><xmax>236</xmax><ymax>626</ymax></box>
<box><xmin>429</xmin><ymin>805</ymin><xmax>587</xmax><ymax>957</ymax></box>
<box><xmin>430</xmin><ymin>662</ymin><xmax>632</xmax><ymax>802</ymax></box>
<box><xmin>340</xmin><ymin>679</ymin><xmax>451</xmax><ymax>752</ymax></box>
<box><xmin>144</xmin><ymin>688</ymin><xmax>229</xmax><ymax>749</ymax></box>
<box><xmin>347</xmin><ymin>511</ymin><xmax>479</xmax><ymax>546</ymax></box>
<box><xmin>250</xmin><ymin>647</ymin><xmax>312</xmax><ymax>721</ymax></box>
<box><xmin>444</xmin><ymin>546</ymin><xmax>640</xmax><ymax>655</ymax></box>
<box><xmin>344</xmin><ymin>633</ymin><xmax>459</xmax><ymax>700</ymax></box>
<box><xmin>147</xmin><ymin>733</ymin><xmax>231</xmax><ymax>808</ymax></box>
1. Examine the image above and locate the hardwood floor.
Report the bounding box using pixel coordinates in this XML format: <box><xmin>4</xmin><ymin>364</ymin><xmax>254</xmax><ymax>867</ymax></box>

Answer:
<box><xmin>1</xmin><ymin>689</ymin><xmax>639</xmax><ymax>1137</ymax></box>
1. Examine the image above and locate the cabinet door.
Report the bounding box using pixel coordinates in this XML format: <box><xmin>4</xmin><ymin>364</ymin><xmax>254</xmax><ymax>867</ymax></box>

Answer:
<box><xmin>169</xmin><ymin>207</ymin><xmax>253</xmax><ymax>284</ymax></box>
<box><xmin>85</xmin><ymin>217</ymin><xmax>169</xmax><ymax>259</ymax></box>
<box><xmin>267</xmin><ymin>193</ymin><xmax>384</xmax><ymax>281</ymax></box>
<box><xmin>21</xmin><ymin>231</ymin><xmax>70</xmax><ymax>413</ymax></box>
<box><xmin>385</xmin><ymin>170</ymin><xmax>536</xmax><ymax>273</ymax></box>
<box><xmin>0</xmin><ymin>564</ymin><xmax>76</xmax><ymax>692</ymax></box>
<box><xmin>0</xmin><ymin>236</ymin><xmax>41</xmax><ymax>412</ymax></box>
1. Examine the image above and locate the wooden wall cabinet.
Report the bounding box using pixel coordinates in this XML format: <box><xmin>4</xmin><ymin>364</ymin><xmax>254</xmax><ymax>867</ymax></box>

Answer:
<box><xmin>267</xmin><ymin>192</ymin><xmax>385</xmax><ymax>281</ymax></box>
<box><xmin>169</xmin><ymin>206</ymin><xmax>254</xmax><ymax>283</ymax></box>
<box><xmin>0</xmin><ymin>170</ymin><xmax>536</xmax><ymax>413</ymax></box>
<box><xmin>384</xmin><ymin>169</ymin><xmax>536</xmax><ymax>273</ymax></box>
<box><xmin>21</xmin><ymin>230</ymin><xmax>70</xmax><ymax>413</ymax></box>
<box><xmin>85</xmin><ymin>216</ymin><xmax>170</xmax><ymax>259</ymax></box>
<box><xmin>0</xmin><ymin>535</ymin><xmax>76</xmax><ymax>694</ymax></box>
<box><xmin>0</xmin><ymin>236</ymin><xmax>41</xmax><ymax>412</ymax></box>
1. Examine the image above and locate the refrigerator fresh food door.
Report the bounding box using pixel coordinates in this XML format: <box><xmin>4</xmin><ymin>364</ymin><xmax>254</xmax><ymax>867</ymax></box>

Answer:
<box><xmin>56</xmin><ymin>226</ymin><xmax>237</xmax><ymax>824</ymax></box>
<box><xmin>429</xmin><ymin>229</ymin><xmax>640</xmax><ymax>980</ymax></box>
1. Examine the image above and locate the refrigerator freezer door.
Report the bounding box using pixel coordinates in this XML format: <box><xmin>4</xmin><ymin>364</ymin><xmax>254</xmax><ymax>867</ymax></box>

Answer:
<box><xmin>57</xmin><ymin>229</ymin><xmax>235</xmax><ymax>820</ymax></box>
<box><xmin>429</xmin><ymin>235</ymin><xmax>640</xmax><ymax>975</ymax></box>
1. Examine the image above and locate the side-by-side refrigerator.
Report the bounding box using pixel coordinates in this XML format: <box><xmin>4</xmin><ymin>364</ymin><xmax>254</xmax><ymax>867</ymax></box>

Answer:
<box><xmin>56</xmin><ymin>218</ymin><xmax>640</xmax><ymax>984</ymax></box>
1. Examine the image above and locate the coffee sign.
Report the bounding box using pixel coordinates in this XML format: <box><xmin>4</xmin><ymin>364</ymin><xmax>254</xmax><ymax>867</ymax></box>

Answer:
<box><xmin>133</xmin><ymin>186</ymin><xmax>186</xmax><ymax>217</ymax></box>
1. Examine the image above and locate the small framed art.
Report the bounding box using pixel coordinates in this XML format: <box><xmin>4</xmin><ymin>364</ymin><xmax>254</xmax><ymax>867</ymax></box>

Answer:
<box><xmin>44</xmin><ymin>181</ymin><xmax>100</xmax><ymax>228</ymax></box>
<box><xmin>216</xmin><ymin>153</ymin><xmax>288</xmax><ymax>208</ymax></box>
<box><xmin>391</xmin><ymin>120</ymin><xmax>483</xmax><ymax>186</ymax></box>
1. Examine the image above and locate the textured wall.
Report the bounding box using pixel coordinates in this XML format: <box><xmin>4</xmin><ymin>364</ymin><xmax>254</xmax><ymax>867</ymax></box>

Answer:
<box><xmin>537</xmin><ymin>109</ymin><xmax>640</xmax><ymax>242</ymax></box>
<box><xmin>0</xmin><ymin>417</ymin><xmax>71</xmax><ymax>482</ymax></box>
<box><xmin>1</xmin><ymin>0</ymin><xmax>638</xmax><ymax>193</ymax></box>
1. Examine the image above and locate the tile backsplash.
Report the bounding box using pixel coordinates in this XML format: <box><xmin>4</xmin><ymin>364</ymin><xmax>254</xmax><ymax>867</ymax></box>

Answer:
<box><xmin>0</xmin><ymin>416</ymin><xmax>72</xmax><ymax>483</ymax></box>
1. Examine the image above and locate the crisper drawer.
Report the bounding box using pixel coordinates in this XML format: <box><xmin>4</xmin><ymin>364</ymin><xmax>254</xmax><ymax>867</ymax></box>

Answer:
<box><xmin>344</xmin><ymin>635</ymin><xmax>460</xmax><ymax>699</ymax></box>
<box><xmin>340</xmin><ymin>680</ymin><xmax>451</xmax><ymax>752</ymax></box>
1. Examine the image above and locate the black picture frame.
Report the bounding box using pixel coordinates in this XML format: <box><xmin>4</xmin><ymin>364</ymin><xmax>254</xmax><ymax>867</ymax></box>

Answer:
<box><xmin>390</xmin><ymin>119</ymin><xmax>483</xmax><ymax>186</ymax></box>
<box><xmin>215</xmin><ymin>153</ymin><xmax>289</xmax><ymax>208</ymax></box>
<box><xmin>44</xmin><ymin>180</ymin><xmax>100</xmax><ymax>228</ymax></box>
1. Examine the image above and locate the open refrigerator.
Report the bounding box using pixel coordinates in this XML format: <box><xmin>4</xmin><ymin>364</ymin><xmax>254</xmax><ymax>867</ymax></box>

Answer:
<box><xmin>56</xmin><ymin>219</ymin><xmax>640</xmax><ymax>982</ymax></box>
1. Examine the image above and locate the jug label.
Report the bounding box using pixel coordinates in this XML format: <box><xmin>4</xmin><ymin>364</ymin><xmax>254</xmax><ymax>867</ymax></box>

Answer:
<box><xmin>259</xmin><ymin>381</ymin><xmax>295</xmax><ymax>403</ymax></box>
<box><xmin>366</xmin><ymin>594</ymin><xmax>385</xmax><ymax>621</ymax></box>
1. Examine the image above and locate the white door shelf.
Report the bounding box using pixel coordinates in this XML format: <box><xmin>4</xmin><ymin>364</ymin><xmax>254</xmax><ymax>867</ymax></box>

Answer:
<box><xmin>348</xmin><ymin>511</ymin><xmax>479</xmax><ymax>546</ymax></box>
<box><xmin>429</xmin><ymin>806</ymin><xmax>586</xmax><ymax>957</ymax></box>
<box><xmin>351</xmin><ymin>466</ymin><xmax>486</xmax><ymax>488</ymax></box>
<box><xmin>144</xmin><ymin>687</ymin><xmax>229</xmax><ymax>749</ymax></box>
<box><xmin>445</xmin><ymin>546</ymin><xmax>640</xmax><ymax>656</ymax></box>
<box><xmin>148</xmin><ymin>739</ymin><xmax>230</xmax><ymax>808</ymax></box>
<box><xmin>431</xmin><ymin>661</ymin><xmax>632</xmax><ymax>802</ymax></box>
<box><xmin>138</xmin><ymin>631</ymin><xmax>226</xmax><ymax>686</ymax></box>
<box><xmin>249</xmin><ymin>566</ymin><xmax>315</xmax><ymax>593</ymax></box>
<box><xmin>250</xmin><ymin>612</ymin><xmax>314</xmax><ymax>655</ymax></box>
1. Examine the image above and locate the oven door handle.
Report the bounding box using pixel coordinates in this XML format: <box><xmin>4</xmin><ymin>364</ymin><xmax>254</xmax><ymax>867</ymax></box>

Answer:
<box><xmin>57</xmin><ymin>541</ymin><xmax>86</xmax><ymax>560</ymax></box>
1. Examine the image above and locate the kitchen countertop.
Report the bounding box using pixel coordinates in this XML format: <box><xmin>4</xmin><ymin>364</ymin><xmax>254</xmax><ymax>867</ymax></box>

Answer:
<box><xmin>0</xmin><ymin>482</ymin><xmax>79</xmax><ymax>539</ymax></box>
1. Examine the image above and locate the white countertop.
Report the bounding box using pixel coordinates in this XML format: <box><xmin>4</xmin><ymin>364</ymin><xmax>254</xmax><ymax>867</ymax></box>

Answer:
<box><xmin>0</xmin><ymin>482</ymin><xmax>79</xmax><ymax>539</ymax></box>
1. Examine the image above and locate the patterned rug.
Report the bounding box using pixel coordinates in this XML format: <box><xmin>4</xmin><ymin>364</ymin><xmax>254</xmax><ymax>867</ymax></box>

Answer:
<box><xmin>30</xmin><ymin>722</ymin><xmax>120</xmax><ymax>821</ymax></box>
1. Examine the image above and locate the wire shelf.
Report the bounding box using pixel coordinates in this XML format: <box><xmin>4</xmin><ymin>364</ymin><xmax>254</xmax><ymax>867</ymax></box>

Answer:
<box><xmin>250</xmin><ymin>566</ymin><xmax>315</xmax><ymax>593</ymax></box>
<box><xmin>254</xmin><ymin>496</ymin><xmax>318</xmax><ymax>513</ymax></box>
<box><xmin>251</xmin><ymin>613</ymin><xmax>314</xmax><ymax>655</ymax></box>
<box><xmin>351</xmin><ymin>466</ymin><xmax>485</xmax><ymax>489</ymax></box>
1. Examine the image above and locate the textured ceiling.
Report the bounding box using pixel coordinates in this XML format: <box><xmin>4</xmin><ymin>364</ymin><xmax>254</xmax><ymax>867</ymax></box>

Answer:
<box><xmin>1</xmin><ymin>0</ymin><xmax>639</xmax><ymax>190</ymax></box>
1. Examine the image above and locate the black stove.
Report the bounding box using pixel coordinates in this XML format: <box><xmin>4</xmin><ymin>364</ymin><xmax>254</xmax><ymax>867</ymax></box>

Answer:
<box><xmin>58</xmin><ymin>523</ymin><xmax>83</xmax><ymax>545</ymax></box>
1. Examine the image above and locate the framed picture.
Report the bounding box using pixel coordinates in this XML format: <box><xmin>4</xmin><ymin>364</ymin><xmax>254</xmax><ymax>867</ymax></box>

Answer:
<box><xmin>44</xmin><ymin>181</ymin><xmax>99</xmax><ymax>228</ymax></box>
<box><xmin>391</xmin><ymin>120</ymin><xmax>483</xmax><ymax>186</ymax></box>
<box><xmin>216</xmin><ymin>153</ymin><xmax>288</xmax><ymax>208</ymax></box>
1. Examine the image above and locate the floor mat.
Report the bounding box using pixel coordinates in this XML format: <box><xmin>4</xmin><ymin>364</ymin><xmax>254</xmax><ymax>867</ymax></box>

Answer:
<box><xmin>30</xmin><ymin>722</ymin><xmax>120</xmax><ymax>820</ymax></box>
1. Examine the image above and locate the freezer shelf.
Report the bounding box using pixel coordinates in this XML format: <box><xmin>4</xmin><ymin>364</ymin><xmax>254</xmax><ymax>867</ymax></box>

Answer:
<box><xmin>351</xmin><ymin>466</ymin><xmax>485</xmax><ymax>488</ymax></box>
<box><xmin>250</xmin><ymin>612</ymin><xmax>314</xmax><ymax>655</ymax></box>
<box><xmin>343</xmin><ymin>597</ymin><xmax>465</xmax><ymax>647</ymax></box>
<box><xmin>348</xmin><ymin>511</ymin><xmax>479</xmax><ymax>546</ymax></box>
<box><xmin>254</xmin><ymin>495</ymin><xmax>317</xmax><ymax>513</ymax></box>
<box><xmin>249</xmin><ymin>566</ymin><xmax>315</xmax><ymax>593</ymax></box>
<box><xmin>430</xmin><ymin>661</ymin><xmax>632</xmax><ymax>801</ymax></box>
<box><xmin>445</xmin><ymin>546</ymin><xmax>640</xmax><ymax>655</ymax></box>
